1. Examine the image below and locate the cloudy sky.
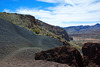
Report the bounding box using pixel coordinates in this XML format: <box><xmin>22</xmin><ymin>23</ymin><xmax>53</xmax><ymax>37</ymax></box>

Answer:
<box><xmin>0</xmin><ymin>0</ymin><xmax>100</xmax><ymax>27</ymax></box>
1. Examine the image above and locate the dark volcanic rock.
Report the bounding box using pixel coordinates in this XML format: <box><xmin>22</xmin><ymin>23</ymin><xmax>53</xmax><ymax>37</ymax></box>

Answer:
<box><xmin>35</xmin><ymin>46</ymin><xmax>84</xmax><ymax>67</ymax></box>
<box><xmin>82</xmin><ymin>43</ymin><xmax>100</xmax><ymax>66</ymax></box>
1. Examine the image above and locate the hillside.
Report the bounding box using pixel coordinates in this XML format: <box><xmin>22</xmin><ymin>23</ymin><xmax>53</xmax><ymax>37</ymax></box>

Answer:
<box><xmin>0</xmin><ymin>12</ymin><xmax>71</xmax><ymax>46</ymax></box>
<box><xmin>0</xmin><ymin>12</ymin><xmax>85</xmax><ymax>52</ymax></box>
<box><xmin>0</xmin><ymin>18</ymin><xmax>64</xmax><ymax>59</ymax></box>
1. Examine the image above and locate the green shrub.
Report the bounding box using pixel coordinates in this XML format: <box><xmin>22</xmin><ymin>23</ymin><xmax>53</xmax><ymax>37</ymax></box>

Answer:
<box><xmin>33</xmin><ymin>29</ymin><xmax>40</xmax><ymax>34</ymax></box>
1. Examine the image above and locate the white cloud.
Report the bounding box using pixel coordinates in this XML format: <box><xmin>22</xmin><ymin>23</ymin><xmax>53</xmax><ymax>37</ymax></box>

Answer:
<box><xmin>36</xmin><ymin>0</ymin><xmax>65</xmax><ymax>3</ymax></box>
<box><xmin>4</xmin><ymin>0</ymin><xmax>100</xmax><ymax>27</ymax></box>
<box><xmin>16</xmin><ymin>7</ymin><xmax>100</xmax><ymax>27</ymax></box>
<box><xmin>3</xmin><ymin>9</ymin><xmax>10</xmax><ymax>12</ymax></box>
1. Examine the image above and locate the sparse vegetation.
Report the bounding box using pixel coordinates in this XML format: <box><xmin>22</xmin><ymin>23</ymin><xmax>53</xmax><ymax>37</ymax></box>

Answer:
<box><xmin>69</xmin><ymin>41</ymin><xmax>82</xmax><ymax>52</ymax></box>
<box><xmin>32</xmin><ymin>29</ymin><xmax>40</xmax><ymax>34</ymax></box>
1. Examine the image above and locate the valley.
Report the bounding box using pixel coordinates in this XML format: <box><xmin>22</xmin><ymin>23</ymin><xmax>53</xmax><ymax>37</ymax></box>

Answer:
<box><xmin>64</xmin><ymin>24</ymin><xmax>100</xmax><ymax>48</ymax></box>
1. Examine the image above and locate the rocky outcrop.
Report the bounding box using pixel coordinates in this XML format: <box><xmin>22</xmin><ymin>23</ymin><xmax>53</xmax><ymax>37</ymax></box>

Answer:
<box><xmin>35</xmin><ymin>46</ymin><xmax>84</xmax><ymax>67</ymax></box>
<box><xmin>36</xmin><ymin>19</ymin><xmax>72</xmax><ymax>41</ymax></box>
<box><xmin>82</xmin><ymin>43</ymin><xmax>100</xmax><ymax>66</ymax></box>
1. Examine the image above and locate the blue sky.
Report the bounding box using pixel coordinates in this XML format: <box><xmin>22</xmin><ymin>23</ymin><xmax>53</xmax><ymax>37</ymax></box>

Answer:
<box><xmin>0</xmin><ymin>0</ymin><xmax>100</xmax><ymax>27</ymax></box>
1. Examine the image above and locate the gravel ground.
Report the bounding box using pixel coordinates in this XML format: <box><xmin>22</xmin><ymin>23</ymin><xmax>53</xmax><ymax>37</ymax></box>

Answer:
<box><xmin>0</xmin><ymin>60</ymin><xmax>70</xmax><ymax>67</ymax></box>
<box><xmin>0</xmin><ymin>18</ymin><xmax>63</xmax><ymax>59</ymax></box>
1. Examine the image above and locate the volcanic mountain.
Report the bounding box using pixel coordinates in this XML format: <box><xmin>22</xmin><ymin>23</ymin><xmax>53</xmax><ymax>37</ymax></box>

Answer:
<box><xmin>64</xmin><ymin>23</ymin><xmax>100</xmax><ymax>39</ymax></box>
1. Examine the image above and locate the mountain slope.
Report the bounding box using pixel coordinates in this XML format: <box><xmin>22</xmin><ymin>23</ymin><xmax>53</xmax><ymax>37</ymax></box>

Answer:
<box><xmin>0</xmin><ymin>12</ymin><xmax>71</xmax><ymax>45</ymax></box>
<box><xmin>0</xmin><ymin>18</ymin><xmax>63</xmax><ymax>59</ymax></box>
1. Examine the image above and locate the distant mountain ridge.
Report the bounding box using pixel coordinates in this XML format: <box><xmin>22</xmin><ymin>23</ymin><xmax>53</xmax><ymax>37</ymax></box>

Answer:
<box><xmin>64</xmin><ymin>23</ymin><xmax>100</xmax><ymax>34</ymax></box>
<box><xmin>64</xmin><ymin>23</ymin><xmax>100</xmax><ymax>39</ymax></box>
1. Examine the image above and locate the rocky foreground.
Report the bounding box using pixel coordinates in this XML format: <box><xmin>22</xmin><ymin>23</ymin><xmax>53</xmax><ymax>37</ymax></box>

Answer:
<box><xmin>0</xmin><ymin>43</ymin><xmax>99</xmax><ymax>67</ymax></box>
<box><xmin>35</xmin><ymin>43</ymin><xmax>100</xmax><ymax>67</ymax></box>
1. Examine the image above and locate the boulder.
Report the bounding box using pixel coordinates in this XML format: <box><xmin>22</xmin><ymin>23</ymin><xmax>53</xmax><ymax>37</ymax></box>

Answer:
<box><xmin>82</xmin><ymin>43</ymin><xmax>100</xmax><ymax>66</ymax></box>
<box><xmin>35</xmin><ymin>46</ymin><xmax>84</xmax><ymax>67</ymax></box>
